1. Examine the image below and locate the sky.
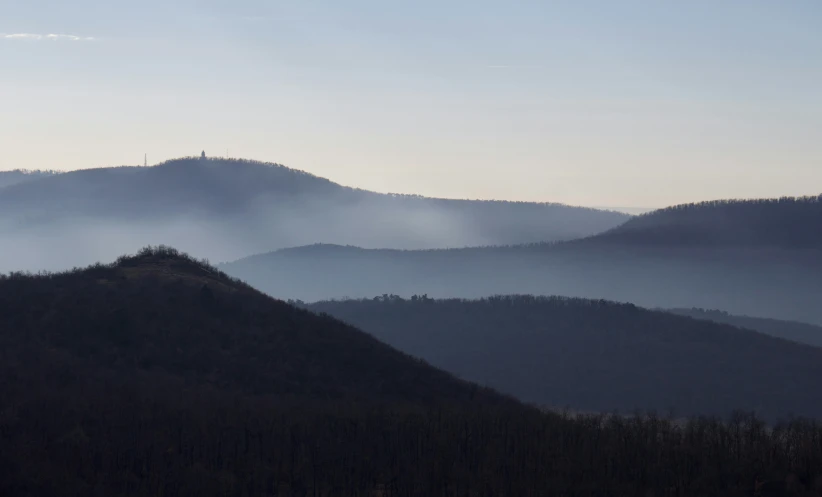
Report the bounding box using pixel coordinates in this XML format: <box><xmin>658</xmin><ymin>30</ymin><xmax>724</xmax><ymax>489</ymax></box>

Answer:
<box><xmin>1</xmin><ymin>0</ymin><xmax>820</xmax><ymax>208</ymax></box>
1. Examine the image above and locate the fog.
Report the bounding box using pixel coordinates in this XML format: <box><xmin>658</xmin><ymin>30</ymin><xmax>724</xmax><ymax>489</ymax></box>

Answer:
<box><xmin>220</xmin><ymin>243</ymin><xmax>822</xmax><ymax>326</ymax></box>
<box><xmin>0</xmin><ymin>158</ymin><xmax>629</xmax><ymax>273</ymax></box>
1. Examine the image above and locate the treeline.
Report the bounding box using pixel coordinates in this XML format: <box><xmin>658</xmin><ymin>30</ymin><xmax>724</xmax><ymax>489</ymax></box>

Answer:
<box><xmin>3</xmin><ymin>382</ymin><xmax>822</xmax><ymax>497</ymax></box>
<box><xmin>153</xmin><ymin>156</ymin><xmax>329</xmax><ymax>180</ymax></box>
<box><xmin>598</xmin><ymin>195</ymin><xmax>822</xmax><ymax>249</ymax></box>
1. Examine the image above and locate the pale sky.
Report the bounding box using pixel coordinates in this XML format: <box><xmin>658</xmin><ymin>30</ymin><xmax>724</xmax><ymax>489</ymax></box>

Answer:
<box><xmin>1</xmin><ymin>0</ymin><xmax>820</xmax><ymax>208</ymax></box>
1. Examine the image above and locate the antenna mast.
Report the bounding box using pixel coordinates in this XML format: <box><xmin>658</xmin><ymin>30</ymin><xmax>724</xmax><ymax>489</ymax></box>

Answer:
<box><xmin>144</xmin><ymin>154</ymin><xmax>147</xmax><ymax>167</ymax></box>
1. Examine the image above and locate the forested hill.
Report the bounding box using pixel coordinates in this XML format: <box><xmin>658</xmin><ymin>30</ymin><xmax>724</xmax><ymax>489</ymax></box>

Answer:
<box><xmin>665</xmin><ymin>308</ymin><xmax>822</xmax><ymax>348</ymax></box>
<box><xmin>0</xmin><ymin>169</ymin><xmax>60</xmax><ymax>189</ymax></box>
<box><xmin>0</xmin><ymin>157</ymin><xmax>629</xmax><ymax>272</ymax></box>
<box><xmin>0</xmin><ymin>245</ymin><xmax>509</xmax><ymax>406</ymax></box>
<box><xmin>307</xmin><ymin>295</ymin><xmax>822</xmax><ymax>421</ymax></box>
<box><xmin>587</xmin><ymin>196</ymin><xmax>822</xmax><ymax>249</ymax></box>
<box><xmin>6</xmin><ymin>251</ymin><xmax>822</xmax><ymax>495</ymax></box>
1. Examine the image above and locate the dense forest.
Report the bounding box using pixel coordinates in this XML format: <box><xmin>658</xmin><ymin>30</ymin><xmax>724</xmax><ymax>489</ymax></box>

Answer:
<box><xmin>0</xmin><ymin>245</ymin><xmax>508</xmax><ymax>406</ymax></box>
<box><xmin>3</xmin><ymin>247</ymin><xmax>822</xmax><ymax>496</ymax></box>
<box><xmin>307</xmin><ymin>295</ymin><xmax>822</xmax><ymax>421</ymax></box>
<box><xmin>0</xmin><ymin>157</ymin><xmax>628</xmax><ymax>272</ymax></box>
<box><xmin>666</xmin><ymin>308</ymin><xmax>822</xmax><ymax>349</ymax></box>
<box><xmin>591</xmin><ymin>196</ymin><xmax>822</xmax><ymax>249</ymax></box>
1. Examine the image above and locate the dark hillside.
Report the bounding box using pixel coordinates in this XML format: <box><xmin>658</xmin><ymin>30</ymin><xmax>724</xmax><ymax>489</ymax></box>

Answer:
<box><xmin>590</xmin><ymin>196</ymin><xmax>822</xmax><ymax>249</ymax></box>
<box><xmin>666</xmin><ymin>308</ymin><xmax>822</xmax><ymax>348</ymax></box>
<box><xmin>4</xmin><ymin>249</ymin><xmax>822</xmax><ymax>495</ymax></box>
<box><xmin>308</xmin><ymin>295</ymin><xmax>822</xmax><ymax>421</ymax></box>
<box><xmin>0</xmin><ymin>245</ymin><xmax>502</xmax><ymax>406</ymax></box>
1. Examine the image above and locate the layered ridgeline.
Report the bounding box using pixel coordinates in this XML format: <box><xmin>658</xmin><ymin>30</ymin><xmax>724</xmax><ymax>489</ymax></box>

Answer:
<box><xmin>4</xmin><ymin>247</ymin><xmax>822</xmax><ymax>496</ymax></box>
<box><xmin>221</xmin><ymin>196</ymin><xmax>822</xmax><ymax>325</ymax></box>
<box><xmin>0</xmin><ymin>169</ymin><xmax>60</xmax><ymax>189</ymax></box>
<box><xmin>666</xmin><ymin>308</ymin><xmax>822</xmax><ymax>348</ymax></box>
<box><xmin>0</xmin><ymin>157</ymin><xmax>628</xmax><ymax>272</ymax></box>
<box><xmin>307</xmin><ymin>295</ymin><xmax>822</xmax><ymax>421</ymax></box>
<box><xmin>592</xmin><ymin>196</ymin><xmax>822</xmax><ymax>249</ymax></box>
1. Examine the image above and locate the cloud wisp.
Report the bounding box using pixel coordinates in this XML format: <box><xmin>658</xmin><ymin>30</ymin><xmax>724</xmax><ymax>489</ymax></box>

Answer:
<box><xmin>1</xmin><ymin>33</ymin><xmax>96</xmax><ymax>41</ymax></box>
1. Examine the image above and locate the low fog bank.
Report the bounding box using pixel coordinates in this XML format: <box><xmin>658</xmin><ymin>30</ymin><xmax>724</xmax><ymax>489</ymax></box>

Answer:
<box><xmin>0</xmin><ymin>194</ymin><xmax>628</xmax><ymax>274</ymax></box>
<box><xmin>0</xmin><ymin>158</ymin><xmax>630</xmax><ymax>274</ymax></box>
<box><xmin>220</xmin><ymin>245</ymin><xmax>822</xmax><ymax>326</ymax></box>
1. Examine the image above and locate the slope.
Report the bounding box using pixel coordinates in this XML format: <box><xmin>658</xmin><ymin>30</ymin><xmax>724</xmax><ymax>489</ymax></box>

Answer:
<box><xmin>666</xmin><ymin>308</ymin><xmax>822</xmax><ymax>348</ymax></box>
<box><xmin>0</xmin><ymin>245</ymin><xmax>504</xmax><ymax>406</ymax></box>
<box><xmin>308</xmin><ymin>295</ymin><xmax>822</xmax><ymax>421</ymax></box>
<box><xmin>592</xmin><ymin>196</ymin><xmax>822</xmax><ymax>249</ymax></box>
<box><xmin>4</xmin><ymin>249</ymin><xmax>822</xmax><ymax>496</ymax></box>
<box><xmin>220</xmin><ymin>195</ymin><xmax>822</xmax><ymax>325</ymax></box>
<box><xmin>0</xmin><ymin>156</ymin><xmax>629</xmax><ymax>272</ymax></box>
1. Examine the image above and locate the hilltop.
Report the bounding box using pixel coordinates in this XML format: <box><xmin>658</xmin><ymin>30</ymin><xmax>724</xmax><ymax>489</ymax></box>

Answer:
<box><xmin>0</xmin><ymin>245</ymin><xmax>506</xmax><ymax>406</ymax></box>
<box><xmin>308</xmin><ymin>295</ymin><xmax>822</xmax><ymax>421</ymax></box>
<box><xmin>590</xmin><ymin>196</ymin><xmax>822</xmax><ymax>249</ymax></box>
<box><xmin>0</xmin><ymin>156</ymin><xmax>629</xmax><ymax>272</ymax></box>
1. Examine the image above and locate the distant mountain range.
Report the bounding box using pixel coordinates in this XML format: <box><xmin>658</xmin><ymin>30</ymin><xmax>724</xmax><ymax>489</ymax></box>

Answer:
<box><xmin>0</xmin><ymin>158</ymin><xmax>629</xmax><ymax>272</ymax></box>
<box><xmin>307</xmin><ymin>295</ymin><xmax>822</xmax><ymax>421</ymax></box>
<box><xmin>221</xmin><ymin>195</ymin><xmax>822</xmax><ymax>324</ymax></box>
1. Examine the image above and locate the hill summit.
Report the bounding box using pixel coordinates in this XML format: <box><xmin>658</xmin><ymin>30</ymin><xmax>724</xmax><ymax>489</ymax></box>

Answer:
<box><xmin>0</xmin><ymin>245</ymin><xmax>507</xmax><ymax>405</ymax></box>
<box><xmin>0</xmin><ymin>157</ymin><xmax>630</xmax><ymax>272</ymax></box>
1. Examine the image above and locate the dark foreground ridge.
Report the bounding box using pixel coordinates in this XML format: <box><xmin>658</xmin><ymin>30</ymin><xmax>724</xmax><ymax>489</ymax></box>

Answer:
<box><xmin>3</xmin><ymin>248</ymin><xmax>822</xmax><ymax>496</ymax></box>
<box><xmin>0</xmin><ymin>245</ymin><xmax>506</xmax><ymax>406</ymax></box>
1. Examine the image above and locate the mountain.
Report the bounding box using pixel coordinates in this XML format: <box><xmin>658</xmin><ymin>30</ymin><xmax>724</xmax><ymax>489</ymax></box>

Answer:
<box><xmin>307</xmin><ymin>295</ymin><xmax>822</xmax><ymax>421</ymax></box>
<box><xmin>4</xmin><ymin>248</ymin><xmax>822</xmax><ymax>496</ymax></box>
<box><xmin>220</xmin><ymin>196</ymin><xmax>822</xmax><ymax>325</ymax></box>
<box><xmin>0</xmin><ymin>245</ymin><xmax>506</xmax><ymax>406</ymax></box>
<box><xmin>666</xmin><ymin>308</ymin><xmax>822</xmax><ymax>348</ymax></box>
<box><xmin>0</xmin><ymin>169</ymin><xmax>60</xmax><ymax>189</ymax></box>
<box><xmin>0</xmin><ymin>156</ymin><xmax>629</xmax><ymax>272</ymax></box>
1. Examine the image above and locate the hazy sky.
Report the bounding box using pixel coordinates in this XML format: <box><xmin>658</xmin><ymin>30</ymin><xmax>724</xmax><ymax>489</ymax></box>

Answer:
<box><xmin>1</xmin><ymin>1</ymin><xmax>820</xmax><ymax>208</ymax></box>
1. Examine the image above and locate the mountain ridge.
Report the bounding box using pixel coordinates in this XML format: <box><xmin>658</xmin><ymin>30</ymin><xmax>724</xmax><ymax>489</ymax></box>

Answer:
<box><xmin>0</xmin><ymin>157</ymin><xmax>630</xmax><ymax>272</ymax></box>
<box><xmin>220</xmin><ymin>196</ymin><xmax>822</xmax><ymax>324</ymax></box>
<box><xmin>0</xmin><ymin>245</ymin><xmax>516</xmax><ymax>407</ymax></box>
